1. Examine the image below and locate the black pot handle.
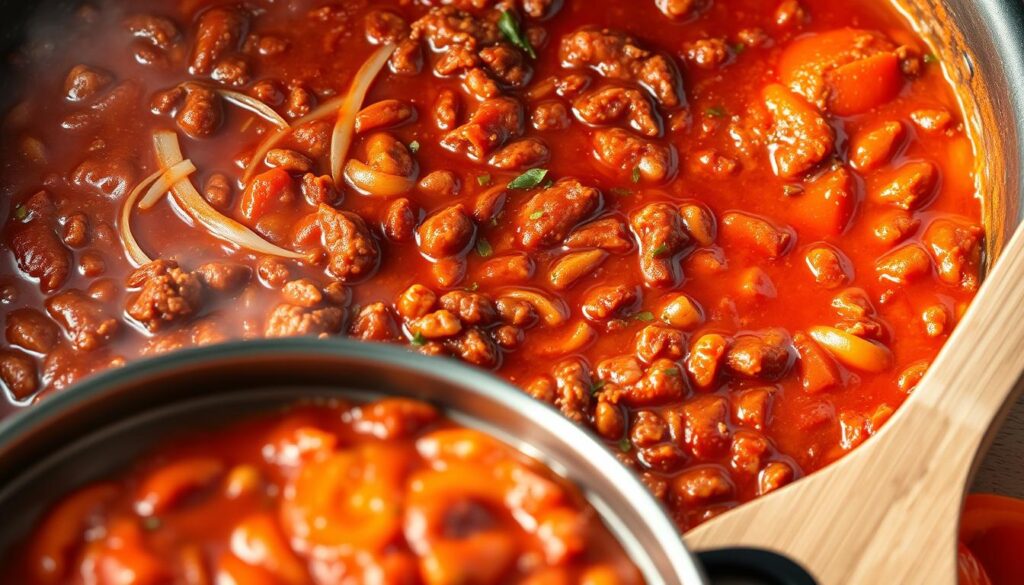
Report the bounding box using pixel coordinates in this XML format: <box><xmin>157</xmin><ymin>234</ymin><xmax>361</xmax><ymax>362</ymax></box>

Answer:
<box><xmin>696</xmin><ymin>548</ymin><xmax>817</xmax><ymax>585</ymax></box>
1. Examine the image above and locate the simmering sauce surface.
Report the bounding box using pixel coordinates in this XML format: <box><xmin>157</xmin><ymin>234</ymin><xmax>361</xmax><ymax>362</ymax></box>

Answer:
<box><xmin>0</xmin><ymin>0</ymin><xmax>982</xmax><ymax>530</ymax></box>
<box><xmin>2</xmin><ymin>399</ymin><xmax>644</xmax><ymax>584</ymax></box>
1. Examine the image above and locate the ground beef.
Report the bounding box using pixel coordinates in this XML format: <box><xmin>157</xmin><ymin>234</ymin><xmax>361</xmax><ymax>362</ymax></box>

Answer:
<box><xmin>125</xmin><ymin>260</ymin><xmax>203</xmax><ymax>332</ymax></box>
<box><xmin>560</xmin><ymin>28</ymin><xmax>685</xmax><ymax>108</ymax></box>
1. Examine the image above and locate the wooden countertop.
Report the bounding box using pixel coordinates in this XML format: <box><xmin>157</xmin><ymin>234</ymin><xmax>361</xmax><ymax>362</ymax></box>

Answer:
<box><xmin>973</xmin><ymin>391</ymin><xmax>1024</xmax><ymax>497</ymax></box>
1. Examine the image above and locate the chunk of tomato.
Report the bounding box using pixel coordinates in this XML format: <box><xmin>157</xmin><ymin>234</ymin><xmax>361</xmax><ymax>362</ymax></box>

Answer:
<box><xmin>780</xmin><ymin>29</ymin><xmax>905</xmax><ymax>116</ymax></box>
<box><xmin>240</xmin><ymin>168</ymin><xmax>295</xmax><ymax>223</ymax></box>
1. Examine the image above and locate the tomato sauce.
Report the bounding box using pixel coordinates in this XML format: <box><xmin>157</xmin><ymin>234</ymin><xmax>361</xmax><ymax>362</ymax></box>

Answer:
<box><xmin>1</xmin><ymin>399</ymin><xmax>644</xmax><ymax>584</ymax></box>
<box><xmin>0</xmin><ymin>0</ymin><xmax>982</xmax><ymax>532</ymax></box>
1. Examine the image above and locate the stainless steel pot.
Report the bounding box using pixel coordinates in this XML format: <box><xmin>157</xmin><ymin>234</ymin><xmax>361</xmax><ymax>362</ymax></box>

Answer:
<box><xmin>0</xmin><ymin>0</ymin><xmax>1023</xmax><ymax>582</ymax></box>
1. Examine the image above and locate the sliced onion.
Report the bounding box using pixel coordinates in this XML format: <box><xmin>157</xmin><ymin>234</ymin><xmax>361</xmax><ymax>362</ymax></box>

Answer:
<box><xmin>153</xmin><ymin>129</ymin><xmax>304</xmax><ymax>260</ymax></box>
<box><xmin>344</xmin><ymin>159</ymin><xmax>414</xmax><ymax>197</ymax></box>
<box><xmin>330</xmin><ymin>44</ymin><xmax>396</xmax><ymax>184</ymax></box>
<box><xmin>500</xmin><ymin>289</ymin><xmax>569</xmax><ymax>327</ymax></box>
<box><xmin>216</xmin><ymin>88</ymin><xmax>290</xmax><ymax>129</ymax></box>
<box><xmin>119</xmin><ymin>168</ymin><xmax>165</xmax><ymax>267</ymax></box>
<box><xmin>241</xmin><ymin>44</ymin><xmax>395</xmax><ymax>185</ymax></box>
<box><xmin>138</xmin><ymin>159</ymin><xmax>197</xmax><ymax>210</ymax></box>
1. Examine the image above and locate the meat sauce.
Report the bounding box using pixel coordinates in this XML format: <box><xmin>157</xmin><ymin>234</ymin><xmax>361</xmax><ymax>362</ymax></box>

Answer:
<box><xmin>1</xmin><ymin>399</ymin><xmax>644</xmax><ymax>584</ymax></box>
<box><xmin>0</xmin><ymin>0</ymin><xmax>982</xmax><ymax>531</ymax></box>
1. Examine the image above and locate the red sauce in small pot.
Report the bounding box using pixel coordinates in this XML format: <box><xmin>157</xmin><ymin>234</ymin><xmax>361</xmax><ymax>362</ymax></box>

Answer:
<box><xmin>2</xmin><ymin>399</ymin><xmax>644</xmax><ymax>585</ymax></box>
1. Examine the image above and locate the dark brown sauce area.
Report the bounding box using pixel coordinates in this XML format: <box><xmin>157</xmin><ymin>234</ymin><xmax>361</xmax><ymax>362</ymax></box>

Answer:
<box><xmin>1</xmin><ymin>399</ymin><xmax>644</xmax><ymax>584</ymax></box>
<box><xmin>0</xmin><ymin>0</ymin><xmax>982</xmax><ymax>531</ymax></box>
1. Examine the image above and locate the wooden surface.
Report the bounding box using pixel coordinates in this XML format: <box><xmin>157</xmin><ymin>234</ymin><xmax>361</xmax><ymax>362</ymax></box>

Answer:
<box><xmin>685</xmin><ymin>225</ymin><xmax>1024</xmax><ymax>585</ymax></box>
<box><xmin>974</xmin><ymin>392</ymin><xmax>1024</xmax><ymax>498</ymax></box>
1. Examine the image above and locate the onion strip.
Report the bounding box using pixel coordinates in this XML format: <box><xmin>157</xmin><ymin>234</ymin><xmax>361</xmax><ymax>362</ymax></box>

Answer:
<box><xmin>330</xmin><ymin>44</ymin><xmax>396</xmax><ymax>184</ymax></box>
<box><xmin>138</xmin><ymin>159</ymin><xmax>197</xmax><ymax>210</ymax></box>
<box><xmin>344</xmin><ymin>159</ymin><xmax>415</xmax><ymax>197</ymax></box>
<box><xmin>216</xmin><ymin>88</ymin><xmax>290</xmax><ymax>129</ymax></box>
<box><xmin>153</xmin><ymin>129</ymin><xmax>304</xmax><ymax>259</ymax></box>
<box><xmin>119</xmin><ymin>168</ymin><xmax>165</xmax><ymax>267</ymax></box>
<box><xmin>240</xmin><ymin>44</ymin><xmax>395</xmax><ymax>185</ymax></box>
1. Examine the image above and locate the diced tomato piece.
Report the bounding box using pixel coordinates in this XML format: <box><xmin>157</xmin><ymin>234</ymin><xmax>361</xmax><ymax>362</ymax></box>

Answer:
<box><xmin>240</xmin><ymin>168</ymin><xmax>295</xmax><ymax>223</ymax></box>
<box><xmin>826</xmin><ymin>53</ymin><xmax>903</xmax><ymax>116</ymax></box>
<box><xmin>291</xmin><ymin>212</ymin><xmax>322</xmax><ymax>247</ymax></box>
<box><xmin>779</xmin><ymin>28</ymin><xmax>905</xmax><ymax>116</ymax></box>
<box><xmin>794</xmin><ymin>333</ymin><xmax>841</xmax><ymax>394</ymax></box>
<box><xmin>791</xmin><ymin>167</ymin><xmax>856</xmax><ymax>236</ymax></box>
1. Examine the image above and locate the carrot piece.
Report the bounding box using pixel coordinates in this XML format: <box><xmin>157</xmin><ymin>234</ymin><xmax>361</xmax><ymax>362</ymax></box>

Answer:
<box><xmin>825</xmin><ymin>53</ymin><xmax>903</xmax><ymax>116</ymax></box>
<box><xmin>240</xmin><ymin>167</ymin><xmax>294</xmax><ymax>223</ymax></box>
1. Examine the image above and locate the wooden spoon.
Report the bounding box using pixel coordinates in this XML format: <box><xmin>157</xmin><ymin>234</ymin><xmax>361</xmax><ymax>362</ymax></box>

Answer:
<box><xmin>685</xmin><ymin>224</ymin><xmax>1024</xmax><ymax>584</ymax></box>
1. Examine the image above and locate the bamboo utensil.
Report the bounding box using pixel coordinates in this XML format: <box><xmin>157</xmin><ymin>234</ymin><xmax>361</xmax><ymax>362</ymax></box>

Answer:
<box><xmin>685</xmin><ymin>224</ymin><xmax>1024</xmax><ymax>584</ymax></box>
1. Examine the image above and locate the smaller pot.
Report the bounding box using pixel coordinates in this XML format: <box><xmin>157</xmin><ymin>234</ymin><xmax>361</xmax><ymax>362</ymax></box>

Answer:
<box><xmin>0</xmin><ymin>339</ymin><xmax>811</xmax><ymax>584</ymax></box>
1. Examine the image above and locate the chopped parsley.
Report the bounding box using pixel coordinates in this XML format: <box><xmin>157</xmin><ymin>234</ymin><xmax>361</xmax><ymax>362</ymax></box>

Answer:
<box><xmin>468</xmin><ymin>281</ymin><xmax>480</xmax><ymax>292</ymax></box>
<box><xmin>498</xmin><ymin>10</ymin><xmax>537</xmax><ymax>59</ymax></box>
<box><xmin>662</xmin><ymin>368</ymin><xmax>680</xmax><ymax>377</ymax></box>
<box><xmin>732</xmin><ymin>42</ymin><xmax>747</xmax><ymax>55</ymax></box>
<box><xmin>631</xmin><ymin>167</ymin><xmax>641</xmax><ymax>183</ymax></box>
<box><xmin>142</xmin><ymin>517</ymin><xmax>162</xmax><ymax>531</ymax></box>
<box><xmin>706</xmin><ymin>105</ymin><xmax>727</xmax><ymax>118</ymax></box>
<box><xmin>651</xmin><ymin>243</ymin><xmax>670</xmax><ymax>257</ymax></box>
<box><xmin>477</xmin><ymin>173</ymin><xmax>493</xmax><ymax>186</ymax></box>
<box><xmin>618</xmin><ymin>438</ymin><xmax>632</xmax><ymax>452</ymax></box>
<box><xmin>508</xmin><ymin>168</ymin><xmax>549</xmax><ymax>189</ymax></box>
<box><xmin>633</xmin><ymin>311</ymin><xmax>655</xmax><ymax>323</ymax></box>
<box><xmin>923</xmin><ymin>53</ymin><xmax>938</xmax><ymax>64</ymax></box>
<box><xmin>529</xmin><ymin>210</ymin><xmax>545</xmax><ymax>220</ymax></box>
<box><xmin>591</xmin><ymin>379</ymin><xmax>607</xmax><ymax>395</ymax></box>
<box><xmin>476</xmin><ymin>237</ymin><xmax>494</xmax><ymax>258</ymax></box>
<box><xmin>408</xmin><ymin>140</ymin><xmax>420</xmax><ymax>153</ymax></box>
<box><xmin>609</xmin><ymin>187</ymin><xmax>633</xmax><ymax>197</ymax></box>
<box><xmin>12</xmin><ymin>204</ymin><xmax>27</xmax><ymax>222</ymax></box>
<box><xmin>411</xmin><ymin>331</ymin><xmax>427</xmax><ymax>346</ymax></box>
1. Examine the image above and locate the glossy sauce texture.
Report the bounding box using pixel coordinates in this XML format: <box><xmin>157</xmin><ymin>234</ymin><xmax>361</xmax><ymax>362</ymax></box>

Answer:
<box><xmin>0</xmin><ymin>0</ymin><xmax>982</xmax><ymax>530</ymax></box>
<box><xmin>1</xmin><ymin>399</ymin><xmax>644</xmax><ymax>585</ymax></box>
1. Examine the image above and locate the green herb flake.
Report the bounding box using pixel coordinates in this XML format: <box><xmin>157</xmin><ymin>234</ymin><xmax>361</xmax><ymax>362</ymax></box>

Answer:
<box><xmin>631</xmin><ymin>167</ymin><xmax>641</xmax><ymax>184</ymax></box>
<box><xmin>591</xmin><ymin>380</ymin><xmax>607</xmax><ymax>395</ymax></box>
<box><xmin>498</xmin><ymin>10</ymin><xmax>537</xmax><ymax>59</ymax></box>
<box><xmin>923</xmin><ymin>53</ymin><xmax>938</xmax><ymax>64</ymax></box>
<box><xmin>411</xmin><ymin>331</ymin><xmax>427</xmax><ymax>346</ymax></box>
<box><xmin>468</xmin><ymin>282</ymin><xmax>480</xmax><ymax>292</ymax></box>
<box><xmin>476</xmin><ymin>237</ymin><xmax>494</xmax><ymax>258</ymax></box>
<box><xmin>408</xmin><ymin>140</ymin><xmax>420</xmax><ymax>154</ymax></box>
<box><xmin>477</xmin><ymin>173</ymin><xmax>493</xmax><ymax>186</ymax></box>
<box><xmin>529</xmin><ymin>210</ymin><xmax>545</xmax><ymax>220</ymax></box>
<box><xmin>651</xmin><ymin>243</ymin><xmax>670</xmax><ymax>257</ymax></box>
<box><xmin>143</xmin><ymin>517</ymin><xmax>162</xmax><ymax>531</ymax></box>
<box><xmin>618</xmin><ymin>438</ymin><xmax>632</xmax><ymax>453</ymax></box>
<box><xmin>634</xmin><ymin>311</ymin><xmax>655</xmax><ymax>323</ymax></box>
<box><xmin>609</xmin><ymin>187</ymin><xmax>632</xmax><ymax>197</ymax></box>
<box><xmin>12</xmin><ymin>204</ymin><xmax>27</xmax><ymax>222</ymax></box>
<box><xmin>732</xmin><ymin>42</ymin><xmax>747</xmax><ymax>55</ymax></box>
<box><xmin>508</xmin><ymin>168</ymin><xmax>549</xmax><ymax>190</ymax></box>
<box><xmin>662</xmin><ymin>368</ymin><xmax>680</xmax><ymax>377</ymax></box>
<box><xmin>706</xmin><ymin>105</ymin><xmax>727</xmax><ymax>118</ymax></box>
